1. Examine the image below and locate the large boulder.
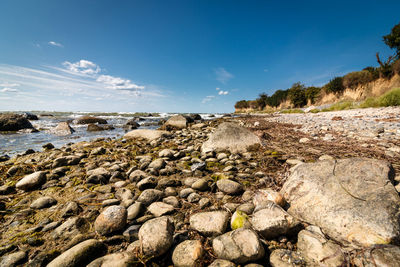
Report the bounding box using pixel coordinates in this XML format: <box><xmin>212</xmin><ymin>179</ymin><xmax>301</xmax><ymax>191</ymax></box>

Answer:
<box><xmin>50</xmin><ymin>122</ymin><xmax>75</xmax><ymax>135</ymax></box>
<box><xmin>0</xmin><ymin>113</ymin><xmax>35</xmax><ymax>131</ymax></box>
<box><xmin>201</xmin><ymin>122</ymin><xmax>261</xmax><ymax>153</ymax></box>
<box><xmin>123</xmin><ymin>129</ymin><xmax>171</xmax><ymax>141</ymax></box>
<box><xmin>281</xmin><ymin>158</ymin><xmax>400</xmax><ymax>248</ymax></box>
<box><xmin>74</xmin><ymin>115</ymin><xmax>107</xmax><ymax>124</ymax></box>
<box><xmin>163</xmin><ymin>115</ymin><xmax>188</xmax><ymax>129</ymax></box>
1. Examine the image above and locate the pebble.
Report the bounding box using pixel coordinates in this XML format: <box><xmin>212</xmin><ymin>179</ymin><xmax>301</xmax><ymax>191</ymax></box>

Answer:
<box><xmin>94</xmin><ymin>205</ymin><xmax>127</xmax><ymax>235</ymax></box>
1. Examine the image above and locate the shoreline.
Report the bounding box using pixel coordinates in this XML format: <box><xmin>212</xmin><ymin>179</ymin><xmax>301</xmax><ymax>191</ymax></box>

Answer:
<box><xmin>0</xmin><ymin>113</ymin><xmax>399</xmax><ymax>266</ymax></box>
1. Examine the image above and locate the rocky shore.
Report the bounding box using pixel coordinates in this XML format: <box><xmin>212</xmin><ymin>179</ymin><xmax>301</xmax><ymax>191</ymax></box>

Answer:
<box><xmin>0</xmin><ymin>111</ymin><xmax>400</xmax><ymax>266</ymax></box>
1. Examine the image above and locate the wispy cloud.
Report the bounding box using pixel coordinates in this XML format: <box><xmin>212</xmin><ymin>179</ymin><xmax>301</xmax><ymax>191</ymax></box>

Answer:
<box><xmin>0</xmin><ymin>87</ymin><xmax>19</xmax><ymax>93</ymax></box>
<box><xmin>48</xmin><ymin>41</ymin><xmax>63</xmax><ymax>47</ymax></box>
<box><xmin>97</xmin><ymin>75</ymin><xmax>145</xmax><ymax>91</ymax></box>
<box><xmin>63</xmin><ymin>60</ymin><xmax>101</xmax><ymax>75</ymax></box>
<box><xmin>215</xmin><ymin>67</ymin><xmax>234</xmax><ymax>84</ymax></box>
<box><xmin>201</xmin><ymin>95</ymin><xmax>215</xmax><ymax>104</ymax></box>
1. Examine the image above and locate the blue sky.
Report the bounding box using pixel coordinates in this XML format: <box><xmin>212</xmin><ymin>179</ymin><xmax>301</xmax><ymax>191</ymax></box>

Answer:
<box><xmin>0</xmin><ymin>0</ymin><xmax>399</xmax><ymax>113</ymax></box>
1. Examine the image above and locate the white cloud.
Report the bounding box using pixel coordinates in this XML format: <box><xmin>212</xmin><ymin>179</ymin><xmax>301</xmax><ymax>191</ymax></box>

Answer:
<box><xmin>48</xmin><ymin>41</ymin><xmax>63</xmax><ymax>47</ymax></box>
<box><xmin>0</xmin><ymin>82</ymin><xmax>19</xmax><ymax>87</ymax></box>
<box><xmin>201</xmin><ymin>95</ymin><xmax>215</xmax><ymax>104</ymax></box>
<box><xmin>63</xmin><ymin>60</ymin><xmax>101</xmax><ymax>75</ymax></box>
<box><xmin>218</xmin><ymin>90</ymin><xmax>228</xmax><ymax>95</ymax></box>
<box><xmin>0</xmin><ymin>87</ymin><xmax>19</xmax><ymax>93</ymax></box>
<box><xmin>216</xmin><ymin>87</ymin><xmax>220</xmax><ymax>90</ymax></box>
<box><xmin>215</xmin><ymin>67</ymin><xmax>234</xmax><ymax>84</ymax></box>
<box><xmin>96</xmin><ymin>75</ymin><xmax>145</xmax><ymax>91</ymax></box>
<box><xmin>263</xmin><ymin>69</ymin><xmax>269</xmax><ymax>72</ymax></box>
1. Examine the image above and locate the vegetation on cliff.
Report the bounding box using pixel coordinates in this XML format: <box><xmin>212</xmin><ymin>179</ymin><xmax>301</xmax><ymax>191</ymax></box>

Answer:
<box><xmin>235</xmin><ymin>22</ymin><xmax>400</xmax><ymax>111</ymax></box>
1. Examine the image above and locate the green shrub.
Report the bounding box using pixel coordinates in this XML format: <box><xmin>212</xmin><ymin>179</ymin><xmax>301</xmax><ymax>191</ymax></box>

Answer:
<box><xmin>234</xmin><ymin>100</ymin><xmax>249</xmax><ymax>109</ymax></box>
<box><xmin>363</xmin><ymin>66</ymin><xmax>380</xmax><ymax>80</ymax></box>
<box><xmin>305</xmin><ymin>86</ymin><xmax>321</xmax><ymax>104</ymax></box>
<box><xmin>321</xmin><ymin>101</ymin><xmax>355</xmax><ymax>112</ymax></box>
<box><xmin>309</xmin><ymin>108</ymin><xmax>320</xmax><ymax>113</ymax></box>
<box><xmin>288</xmin><ymin>82</ymin><xmax>307</xmax><ymax>107</ymax></box>
<box><xmin>343</xmin><ymin>71</ymin><xmax>374</xmax><ymax>89</ymax></box>
<box><xmin>324</xmin><ymin>77</ymin><xmax>345</xmax><ymax>94</ymax></box>
<box><xmin>378</xmin><ymin>88</ymin><xmax>400</xmax><ymax>106</ymax></box>
<box><xmin>359</xmin><ymin>97</ymin><xmax>380</xmax><ymax>108</ymax></box>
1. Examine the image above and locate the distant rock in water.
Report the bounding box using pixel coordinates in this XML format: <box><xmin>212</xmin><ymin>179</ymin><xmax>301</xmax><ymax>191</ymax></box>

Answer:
<box><xmin>87</xmin><ymin>124</ymin><xmax>115</xmax><ymax>132</ymax></box>
<box><xmin>201</xmin><ymin>122</ymin><xmax>261</xmax><ymax>153</ymax></box>
<box><xmin>51</xmin><ymin>122</ymin><xmax>75</xmax><ymax>135</ymax></box>
<box><xmin>22</xmin><ymin>112</ymin><xmax>39</xmax><ymax>120</ymax></box>
<box><xmin>0</xmin><ymin>113</ymin><xmax>36</xmax><ymax>131</ymax></box>
<box><xmin>123</xmin><ymin>119</ymin><xmax>140</xmax><ymax>130</ymax></box>
<box><xmin>75</xmin><ymin>115</ymin><xmax>107</xmax><ymax>124</ymax></box>
<box><xmin>190</xmin><ymin>114</ymin><xmax>202</xmax><ymax>121</ymax></box>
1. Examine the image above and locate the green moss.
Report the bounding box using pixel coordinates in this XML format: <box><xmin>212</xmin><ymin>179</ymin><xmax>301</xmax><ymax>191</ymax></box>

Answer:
<box><xmin>231</xmin><ymin>210</ymin><xmax>250</xmax><ymax>230</ymax></box>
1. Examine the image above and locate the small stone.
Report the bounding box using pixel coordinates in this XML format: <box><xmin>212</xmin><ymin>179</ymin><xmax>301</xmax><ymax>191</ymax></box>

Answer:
<box><xmin>208</xmin><ymin>259</ymin><xmax>236</xmax><ymax>267</ymax></box>
<box><xmin>179</xmin><ymin>188</ymin><xmax>195</xmax><ymax>198</ymax></box>
<box><xmin>148</xmin><ymin>202</ymin><xmax>175</xmax><ymax>217</ymax></box>
<box><xmin>62</xmin><ymin>201</ymin><xmax>80</xmax><ymax>217</ymax></box>
<box><xmin>127</xmin><ymin>202</ymin><xmax>143</xmax><ymax>220</ymax></box>
<box><xmin>0</xmin><ymin>251</ymin><xmax>27</xmax><ymax>267</ymax></box>
<box><xmin>102</xmin><ymin>199</ymin><xmax>120</xmax><ymax>207</ymax></box>
<box><xmin>16</xmin><ymin>171</ymin><xmax>46</xmax><ymax>191</ymax></box>
<box><xmin>213</xmin><ymin>228</ymin><xmax>265</xmax><ymax>264</ymax></box>
<box><xmin>216</xmin><ymin>179</ymin><xmax>243</xmax><ymax>195</ymax></box>
<box><xmin>137</xmin><ymin>189</ymin><xmax>163</xmax><ymax>205</ymax></box>
<box><xmin>297</xmin><ymin>227</ymin><xmax>344</xmax><ymax>266</ymax></box>
<box><xmin>87</xmin><ymin>252</ymin><xmax>136</xmax><ymax>267</ymax></box>
<box><xmin>94</xmin><ymin>205</ymin><xmax>127</xmax><ymax>235</ymax></box>
<box><xmin>250</xmin><ymin>201</ymin><xmax>299</xmax><ymax>239</ymax></box>
<box><xmin>129</xmin><ymin>170</ymin><xmax>147</xmax><ymax>182</ymax></box>
<box><xmin>253</xmin><ymin>189</ymin><xmax>286</xmax><ymax>207</ymax></box>
<box><xmin>148</xmin><ymin>158</ymin><xmax>166</xmax><ymax>171</ymax></box>
<box><xmin>172</xmin><ymin>240</ymin><xmax>204</xmax><ymax>267</ymax></box>
<box><xmin>269</xmin><ymin>249</ymin><xmax>306</xmax><ymax>267</ymax></box>
<box><xmin>199</xmin><ymin>198</ymin><xmax>210</xmax><ymax>208</ymax></box>
<box><xmin>30</xmin><ymin>196</ymin><xmax>57</xmax><ymax>209</ymax></box>
<box><xmin>47</xmin><ymin>239</ymin><xmax>107</xmax><ymax>267</ymax></box>
<box><xmin>138</xmin><ymin>216</ymin><xmax>174</xmax><ymax>257</ymax></box>
<box><xmin>191</xmin><ymin>178</ymin><xmax>209</xmax><ymax>191</ymax></box>
<box><xmin>190</xmin><ymin>211</ymin><xmax>230</xmax><ymax>236</ymax></box>
<box><xmin>123</xmin><ymin>225</ymin><xmax>141</xmax><ymax>241</ymax></box>
<box><xmin>187</xmin><ymin>192</ymin><xmax>201</xmax><ymax>203</ymax></box>
<box><xmin>137</xmin><ymin>177</ymin><xmax>158</xmax><ymax>190</ymax></box>
<box><xmin>163</xmin><ymin>196</ymin><xmax>180</xmax><ymax>208</ymax></box>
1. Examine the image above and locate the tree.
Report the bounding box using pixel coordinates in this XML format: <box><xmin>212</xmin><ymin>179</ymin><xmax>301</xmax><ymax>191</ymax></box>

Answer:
<box><xmin>305</xmin><ymin>86</ymin><xmax>321</xmax><ymax>104</ymax></box>
<box><xmin>288</xmin><ymin>82</ymin><xmax>307</xmax><ymax>107</ymax></box>
<box><xmin>256</xmin><ymin>93</ymin><xmax>269</xmax><ymax>109</ymax></box>
<box><xmin>383</xmin><ymin>22</ymin><xmax>400</xmax><ymax>58</ymax></box>
<box><xmin>234</xmin><ymin>100</ymin><xmax>249</xmax><ymax>109</ymax></box>
<box><xmin>324</xmin><ymin>77</ymin><xmax>345</xmax><ymax>94</ymax></box>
